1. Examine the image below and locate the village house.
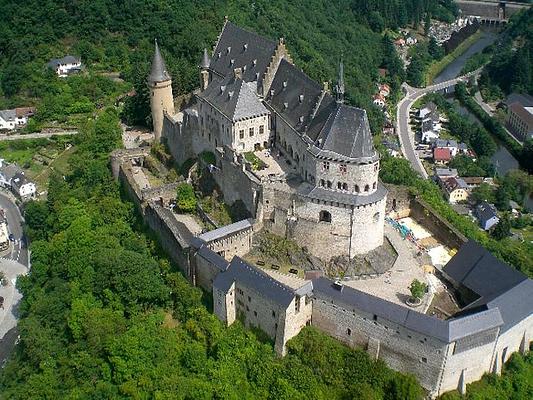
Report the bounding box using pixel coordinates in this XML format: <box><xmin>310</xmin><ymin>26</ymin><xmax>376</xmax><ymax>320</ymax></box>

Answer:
<box><xmin>0</xmin><ymin>107</ymin><xmax>35</xmax><ymax>131</ymax></box>
<box><xmin>47</xmin><ymin>55</ymin><xmax>82</xmax><ymax>77</ymax></box>
<box><xmin>475</xmin><ymin>201</ymin><xmax>500</xmax><ymax>231</ymax></box>
<box><xmin>433</xmin><ymin>147</ymin><xmax>452</xmax><ymax>164</ymax></box>
<box><xmin>506</xmin><ymin>100</ymin><xmax>533</xmax><ymax>142</ymax></box>
<box><xmin>373</xmin><ymin>93</ymin><xmax>386</xmax><ymax>108</ymax></box>
<box><xmin>438</xmin><ymin>176</ymin><xmax>469</xmax><ymax>204</ymax></box>
<box><xmin>378</xmin><ymin>83</ymin><xmax>390</xmax><ymax>97</ymax></box>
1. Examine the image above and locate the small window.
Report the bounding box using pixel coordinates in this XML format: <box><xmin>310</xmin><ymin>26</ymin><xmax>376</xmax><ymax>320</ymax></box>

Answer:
<box><xmin>295</xmin><ymin>296</ymin><xmax>301</xmax><ymax>313</ymax></box>
<box><xmin>337</xmin><ymin>182</ymin><xmax>342</xmax><ymax>190</ymax></box>
<box><xmin>421</xmin><ymin>357</ymin><xmax>427</xmax><ymax>363</ymax></box>
<box><xmin>248</xmin><ymin>296</ymin><xmax>251</xmax><ymax>302</ymax></box>
<box><xmin>259</xmin><ymin>125</ymin><xmax>264</xmax><ymax>135</ymax></box>
<box><xmin>373</xmin><ymin>182</ymin><xmax>377</xmax><ymax>189</ymax></box>
<box><xmin>373</xmin><ymin>315</ymin><xmax>377</xmax><ymax>321</ymax></box>
<box><xmin>327</xmin><ymin>181</ymin><xmax>332</xmax><ymax>189</ymax></box>
<box><xmin>272</xmin><ymin>310</ymin><xmax>276</xmax><ymax>318</ymax></box>
<box><xmin>373</xmin><ymin>212</ymin><xmax>380</xmax><ymax>222</ymax></box>
<box><xmin>319</xmin><ymin>210</ymin><xmax>332</xmax><ymax>223</ymax></box>
<box><xmin>339</xmin><ymin>164</ymin><xmax>347</xmax><ymax>173</ymax></box>
<box><xmin>320</xmin><ymin>179</ymin><xmax>325</xmax><ymax>187</ymax></box>
<box><xmin>347</xmin><ymin>328</ymin><xmax>352</xmax><ymax>336</ymax></box>
<box><xmin>364</xmin><ymin>184</ymin><xmax>370</xmax><ymax>192</ymax></box>
<box><xmin>254</xmin><ymin>311</ymin><xmax>257</xmax><ymax>317</ymax></box>
<box><xmin>323</xmin><ymin>161</ymin><xmax>330</xmax><ymax>170</ymax></box>
<box><xmin>249</xmin><ymin>127</ymin><xmax>254</xmax><ymax>137</ymax></box>
<box><xmin>355</xmin><ymin>185</ymin><xmax>360</xmax><ymax>193</ymax></box>
<box><xmin>342</xmin><ymin>183</ymin><xmax>348</xmax><ymax>191</ymax></box>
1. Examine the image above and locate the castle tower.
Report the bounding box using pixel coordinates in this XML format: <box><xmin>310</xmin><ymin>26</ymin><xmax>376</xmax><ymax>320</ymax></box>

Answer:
<box><xmin>148</xmin><ymin>39</ymin><xmax>174</xmax><ymax>142</ymax></box>
<box><xmin>334</xmin><ymin>58</ymin><xmax>345</xmax><ymax>103</ymax></box>
<box><xmin>199</xmin><ymin>48</ymin><xmax>210</xmax><ymax>91</ymax></box>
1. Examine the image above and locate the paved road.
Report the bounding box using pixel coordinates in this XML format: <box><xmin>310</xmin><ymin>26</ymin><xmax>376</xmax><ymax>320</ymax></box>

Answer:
<box><xmin>396</xmin><ymin>70</ymin><xmax>481</xmax><ymax>179</ymax></box>
<box><xmin>0</xmin><ymin>191</ymin><xmax>29</xmax><ymax>368</ymax></box>
<box><xmin>0</xmin><ymin>130</ymin><xmax>78</xmax><ymax>141</ymax></box>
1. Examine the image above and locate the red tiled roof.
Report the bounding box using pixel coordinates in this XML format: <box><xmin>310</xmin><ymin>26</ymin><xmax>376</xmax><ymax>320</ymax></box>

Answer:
<box><xmin>434</xmin><ymin>147</ymin><xmax>452</xmax><ymax>161</ymax></box>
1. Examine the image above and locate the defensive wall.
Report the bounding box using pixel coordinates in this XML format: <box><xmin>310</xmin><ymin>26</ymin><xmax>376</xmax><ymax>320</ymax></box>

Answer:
<box><xmin>111</xmin><ymin>149</ymin><xmax>531</xmax><ymax>398</ymax></box>
<box><xmin>456</xmin><ymin>0</ymin><xmax>531</xmax><ymax>21</ymax></box>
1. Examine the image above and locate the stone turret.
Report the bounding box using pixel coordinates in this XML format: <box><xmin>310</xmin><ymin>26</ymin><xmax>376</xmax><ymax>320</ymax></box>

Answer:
<box><xmin>148</xmin><ymin>39</ymin><xmax>175</xmax><ymax>142</ymax></box>
<box><xmin>334</xmin><ymin>58</ymin><xmax>345</xmax><ymax>104</ymax></box>
<box><xmin>199</xmin><ymin>48</ymin><xmax>210</xmax><ymax>91</ymax></box>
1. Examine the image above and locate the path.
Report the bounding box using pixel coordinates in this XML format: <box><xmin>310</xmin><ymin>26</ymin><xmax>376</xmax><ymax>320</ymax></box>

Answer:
<box><xmin>0</xmin><ymin>130</ymin><xmax>78</xmax><ymax>141</ymax></box>
<box><xmin>396</xmin><ymin>69</ymin><xmax>481</xmax><ymax>178</ymax></box>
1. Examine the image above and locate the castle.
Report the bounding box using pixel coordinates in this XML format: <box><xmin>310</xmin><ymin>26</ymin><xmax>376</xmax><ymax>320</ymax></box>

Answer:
<box><xmin>112</xmin><ymin>20</ymin><xmax>532</xmax><ymax>399</ymax></box>
<box><xmin>149</xmin><ymin>19</ymin><xmax>386</xmax><ymax>261</ymax></box>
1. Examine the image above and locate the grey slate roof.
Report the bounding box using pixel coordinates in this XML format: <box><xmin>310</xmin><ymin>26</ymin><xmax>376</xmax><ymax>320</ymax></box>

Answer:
<box><xmin>298</xmin><ymin>182</ymin><xmax>387</xmax><ymax>207</ymax></box>
<box><xmin>312</xmin><ymin>277</ymin><xmax>503</xmax><ymax>343</ymax></box>
<box><xmin>214</xmin><ymin>257</ymin><xmax>297</xmax><ymax>307</ymax></box>
<box><xmin>0</xmin><ymin>109</ymin><xmax>16</xmax><ymax>122</ymax></box>
<box><xmin>11</xmin><ymin>172</ymin><xmax>31</xmax><ymax>191</ymax></box>
<box><xmin>198</xmin><ymin>218</ymin><xmax>253</xmax><ymax>243</ymax></box>
<box><xmin>504</xmin><ymin>93</ymin><xmax>533</xmax><ymax>108</ymax></box>
<box><xmin>198</xmin><ymin>74</ymin><xmax>269</xmax><ymax>122</ymax></box>
<box><xmin>475</xmin><ymin>201</ymin><xmax>498</xmax><ymax>226</ymax></box>
<box><xmin>148</xmin><ymin>40</ymin><xmax>171</xmax><ymax>83</ymax></box>
<box><xmin>47</xmin><ymin>55</ymin><xmax>80</xmax><ymax>69</ymax></box>
<box><xmin>444</xmin><ymin>240</ymin><xmax>532</xmax><ymax>333</ymax></box>
<box><xmin>209</xmin><ymin>21</ymin><xmax>277</xmax><ymax>85</ymax></box>
<box><xmin>421</xmin><ymin>118</ymin><xmax>434</xmax><ymax>133</ymax></box>
<box><xmin>0</xmin><ymin>162</ymin><xmax>23</xmax><ymax>182</ymax></box>
<box><xmin>197</xmin><ymin>245</ymin><xmax>230</xmax><ymax>272</ymax></box>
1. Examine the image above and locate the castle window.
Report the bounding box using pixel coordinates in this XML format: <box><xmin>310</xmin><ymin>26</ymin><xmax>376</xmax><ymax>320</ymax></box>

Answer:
<box><xmin>295</xmin><ymin>296</ymin><xmax>301</xmax><ymax>313</ymax></box>
<box><xmin>254</xmin><ymin>311</ymin><xmax>257</xmax><ymax>317</ymax></box>
<box><xmin>272</xmin><ymin>310</ymin><xmax>276</xmax><ymax>318</ymax></box>
<box><xmin>373</xmin><ymin>212</ymin><xmax>380</xmax><ymax>222</ymax></box>
<box><xmin>319</xmin><ymin>210</ymin><xmax>332</xmax><ymax>223</ymax></box>
<box><xmin>337</xmin><ymin>182</ymin><xmax>342</xmax><ymax>190</ymax></box>
<box><xmin>355</xmin><ymin>185</ymin><xmax>360</xmax><ymax>193</ymax></box>
<box><xmin>339</xmin><ymin>164</ymin><xmax>347</xmax><ymax>173</ymax></box>
<box><xmin>342</xmin><ymin>183</ymin><xmax>348</xmax><ymax>191</ymax></box>
<box><xmin>374</xmin><ymin>163</ymin><xmax>378</xmax><ymax>171</ymax></box>
<box><xmin>347</xmin><ymin>328</ymin><xmax>351</xmax><ymax>336</ymax></box>
<box><xmin>249</xmin><ymin>127</ymin><xmax>254</xmax><ymax>137</ymax></box>
<box><xmin>248</xmin><ymin>296</ymin><xmax>251</xmax><ymax>302</ymax></box>
<box><xmin>326</xmin><ymin>181</ymin><xmax>332</xmax><ymax>189</ymax></box>
<box><xmin>320</xmin><ymin>179</ymin><xmax>325</xmax><ymax>187</ymax></box>
<box><xmin>323</xmin><ymin>161</ymin><xmax>330</xmax><ymax>170</ymax></box>
<box><xmin>364</xmin><ymin>184</ymin><xmax>370</xmax><ymax>192</ymax></box>
<box><xmin>373</xmin><ymin>315</ymin><xmax>377</xmax><ymax>321</ymax></box>
<box><xmin>259</xmin><ymin>125</ymin><xmax>264</xmax><ymax>135</ymax></box>
<box><xmin>373</xmin><ymin>182</ymin><xmax>376</xmax><ymax>189</ymax></box>
<box><xmin>421</xmin><ymin>357</ymin><xmax>428</xmax><ymax>363</ymax></box>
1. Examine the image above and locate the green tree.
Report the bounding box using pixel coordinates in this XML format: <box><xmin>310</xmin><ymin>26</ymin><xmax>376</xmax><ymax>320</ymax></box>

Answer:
<box><xmin>176</xmin><ymin>182</ymin><xmax>197</xmax><ymax>213</ymax></box>
<box><xmin>492</xmin><ymin>214</ymin><xmax>511</xmax><ymax>240</ymax></box>
<box><xmin>409</xmin><ymin>279</ymin><xmax>427</xmax><ymax>301</ymax></box>
<box><xmin>471</xmin><ymin>183</ymin><xmax>496</xmax><ymax>204</ymax></box>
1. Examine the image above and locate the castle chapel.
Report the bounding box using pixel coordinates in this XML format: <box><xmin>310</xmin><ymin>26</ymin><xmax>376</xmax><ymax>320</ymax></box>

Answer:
<box><xmin>149</xmin><ymin>20</ymin><xmax>387</xmax><ymax>260</ymax></box>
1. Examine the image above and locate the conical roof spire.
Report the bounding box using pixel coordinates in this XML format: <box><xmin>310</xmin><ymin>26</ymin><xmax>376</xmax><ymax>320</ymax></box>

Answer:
<box><xmin>200</xmin><ymin>48</ymin><xmax>210</xmax><ymax>69</ymax></box>
<box><xmin>148</xmin><ymin>39</ymin><xmax>171</xmax><ymax>83</ymax></box>
<box><xmin>335</xmin><ymin>57</ymin><xmax>345</xmax><ymax>103</ymax></box>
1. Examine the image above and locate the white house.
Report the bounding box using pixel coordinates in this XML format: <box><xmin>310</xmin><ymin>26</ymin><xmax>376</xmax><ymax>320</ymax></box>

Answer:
<box><xmin>11</xmin><ymin>172</ymin><xmax>36</xmax><ymax>200</ymax></box>
<box><xmin>0</xmin><ymin>108</ymin><xmax>35</xmax><ymax>131</ymax></box>
<box><xmin>373</xmin><ymin>93</ymin><xmax>386</xmax><ymax>108</ymax></box>
<box><xmin>47</xmin><ymin>55</ymin><xmax>82</xmax><ymax>77</ymax></box>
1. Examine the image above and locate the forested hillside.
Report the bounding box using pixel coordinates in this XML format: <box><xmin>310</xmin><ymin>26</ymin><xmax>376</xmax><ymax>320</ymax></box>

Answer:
<box><xmin>480</xmin><ymin>7</ymin><xmax>533</xmax><ymax>97</ymax></box>
<box><xmin>0</xmin><ymin>0</ymin><xmax>456</xmax><ymax>131</ymax></box>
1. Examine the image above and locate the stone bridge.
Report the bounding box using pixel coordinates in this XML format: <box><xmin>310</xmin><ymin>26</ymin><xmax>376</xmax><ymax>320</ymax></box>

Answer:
<box><xmin>456</xmin><ymin>0</ymin><xmax>531</xmax><ymax>24</ymax></box>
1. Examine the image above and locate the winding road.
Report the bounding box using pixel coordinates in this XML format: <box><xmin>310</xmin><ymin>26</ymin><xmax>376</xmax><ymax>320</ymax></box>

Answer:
<box><xmin>395</xmin><ymin>70</ymin><xmax>481</xmax><ymax>179</ymax></box>
<box><xmin>0</xmin><ymin>191</ymin><xmax>29</xmax><ymax>367</ymax></box>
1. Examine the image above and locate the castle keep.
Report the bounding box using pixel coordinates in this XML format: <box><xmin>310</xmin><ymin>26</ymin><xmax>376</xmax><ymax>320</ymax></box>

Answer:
<box><xmin>112</xmin><ymin>20</ymin><xmax>533</xmax><ymax>398</ymax></box>
<box><xmin>152</xmin><ymin>20</ymin><xmax>386</xmax><ymax>260</ymax></box>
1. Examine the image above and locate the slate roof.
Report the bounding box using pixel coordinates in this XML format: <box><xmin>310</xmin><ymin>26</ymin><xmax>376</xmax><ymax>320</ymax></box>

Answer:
<box><xmin>0</xmin><ymin>109</ymin><xmax>16</xmax><ymax>122</ymax></box>
<box><xmin>435</xmin><ymin>168</ymin><xmax>458</xmax><ymax>177</ymax></box>
<box><xmin>198</xmin><ymin>74</ymin><xmax>269</xmax><ymax>122</ymax></box>
<box><xmin>209</xmin><ymin>21</ymin><xmax>277</xmax><ymax>85</ymax></box>
<box><xmin>509</xmin><ymin>102</ymin><xmax>533</xmax><ymax>129</ymax></box>
<box><xmin>475</xmin><ymin>201</ymin><xmax>498</xmax><ymax>226</ymax></box>
<box><xmin>504</xmin><ymin>93</ymin><xmax>533</xmax><ymax>108</ymax></box>
<box><xmin>421</xmin><ymin>118</ymin><xmax>434</xmax><ymax>133</ymax></box>
<box><xmin>214</xmin><ymin>257</ymin><xmax>297</xmax><ymax>307</ymax></box>
<box><xmin>443</xmin><ymin>240</ymin><xmax>532</xmax><ymax>332</ymax></box>
<box><xmin>148</xmin><ymin>40</ymin><xmax>171</xmax><ymax>83</ymax></box>
<box><xmin>0</xmin><ymin>162</ymin><xmax>23</xmax><ymax>182</ymax></box>
<box><xmin>47</xmin><ymin>55</ymin><xmax>80</xmax><ymax>68</ymax></box>
<box><xmin>11</xmin><ymin>172</ymin><xmax>31</xmax><ymax>191</ymax></box>
<box><xmin>312</xmin><ymin>277</ymin><xmax>503</xmax><ymax>343</ymax></box>
<box><xmin>197</xmin><ymin>245</ymin><xmax>230</xmax><ymax>272</ymax></box>
<box><xmin>198</xmin><ymin>218</ymin><xmax>253</xmax><ymax>243</ymax></box>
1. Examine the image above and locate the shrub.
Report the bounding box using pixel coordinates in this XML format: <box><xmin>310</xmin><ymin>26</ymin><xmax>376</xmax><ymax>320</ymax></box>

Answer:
<box><xmin>176</xmin><ymin>183</ymin><xmax>197</xmax><ymax>213</ymax></box>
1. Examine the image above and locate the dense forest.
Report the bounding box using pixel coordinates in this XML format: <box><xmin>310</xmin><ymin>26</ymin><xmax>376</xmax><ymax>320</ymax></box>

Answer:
<box><xmin>0</xmin><ymin>0</ymin><xmax>456</xmax><ymax>132</ymax></box>
<box><xmin>0</xmin><ymin>108</ymin><xmax>423</xmax><ymax>398</ymax></box>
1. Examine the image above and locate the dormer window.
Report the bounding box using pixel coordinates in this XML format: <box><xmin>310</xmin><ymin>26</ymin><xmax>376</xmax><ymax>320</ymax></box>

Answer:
<box><xmin>243</xmin><ymin>43</ymin><xmax>248</xmax><ymax>51</ymax></box>
<box><xmin>282</xmin><ymin>81</ymin><xmax>287</xmax><ymax>88</ymax></box>
<box><xmin>283</xmin><ymin>102</ymin><xmax>288</xmax><ymax>109</ymax></box>
<box><xmin>270</xmin><ymin>89</ymin><xmax>275</xmax><ymax>96</ymax></box>
<box><xmin>217</xmin><ymin>52</ymin><xmax>221</xmax><ymax>59</ymax></box>
<box><xmin>299</xmin><ymin>116</ymin><xmax>304</xmax><ymax>123</ymax></box>
<box><xmin>228</xmin><ymin>91</ymin><xmax>234</xmax><ymax>99</ymax></box>
<box><xmin>299</xmin><ymin>94</ymin><xmax>304</xmax><ymax>103</ymax></box>
<box><xmin>220</xmin><ymin>85</ymin><xmax>226</xmax><ymax>93</ymax></box>
<box><xmin>230</xmin><ymin>59</ymin><xmax>235</xmax><ymax>65</ymax></box>
<box><xmin>227</xmin><ymin>46</ymin><xmax>231</xmax><ymax>54</ymax></box>
<box><xmin>253</xmin><ymin>59</ymin><xmax>257</xmax><ymax>66</ymax></box>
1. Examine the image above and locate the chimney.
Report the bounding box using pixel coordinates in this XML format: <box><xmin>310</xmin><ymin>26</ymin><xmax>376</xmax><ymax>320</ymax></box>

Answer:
<box><xmin>234</xmin><ymin>67</ymin><xmax>242</xmax><ymax>79</ymax></box>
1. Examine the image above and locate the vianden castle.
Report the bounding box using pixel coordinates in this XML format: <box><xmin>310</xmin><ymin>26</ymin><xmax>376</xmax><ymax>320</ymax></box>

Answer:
<box><xmin>111</xmin><ymin>19</ymin><xmax>532</xmax><ymax>399</ymax></box>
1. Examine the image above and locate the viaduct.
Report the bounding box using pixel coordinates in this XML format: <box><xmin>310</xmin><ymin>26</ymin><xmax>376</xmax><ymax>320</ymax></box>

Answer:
<box><xmin>456</xmin><ymin>0</ymin><xmax>532</xmax><ymax>24</ymax></box>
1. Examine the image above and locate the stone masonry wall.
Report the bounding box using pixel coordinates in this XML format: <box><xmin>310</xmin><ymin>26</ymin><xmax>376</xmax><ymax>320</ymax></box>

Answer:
<box><xmin>312</xmin><ymin>296</ymin><xmax>448</xmax><ymax>396</ymax></box>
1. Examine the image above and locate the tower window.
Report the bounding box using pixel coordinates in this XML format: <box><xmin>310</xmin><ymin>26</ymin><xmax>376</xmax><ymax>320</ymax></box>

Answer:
<box><xmin>337</xmin><ymin>182</ymin><xmax>342</xmax><ymax>190</ymax></box>
<box><xmin>320</xmin><ymin>179</ymin><xmax>325</xmax><ymax>187</ymax></box>
<box><xmin>259</xmin><ymin>125</ymin><xmax>264</xmax><ymax>135</ymax></box>
<box><xmin>364</xmin><ymin>184</ymin><xmax>370</xmax><ymax>192</ymax></box>
<box><xmin>327</xmin><ymin>181</ymin><xmax>332</xmax><ymax>189</ymax></box>
<box><xmin>323</xmin><ymin>161</ymin><xmax>330</xmax><ymax>170</ymax></box>
<box><xmin>319</xmin><ymin>210</ymin><xmax>332</xmax><ymax>223</ymax></box>
<box><xmin>347</xmin><ymin>328</ymin><xmax>351</xmax><ymax>336</ymax></box>
<box><xmin>339</xmin><ymin>164</ymin><xmax>347</xmax><ymax>173</ymax></box>
<box><xmin>373</xmin><ymin>182</ymin><xmax>377</xmax><ymax>189</ymax></box>
<box><xmin>342</xmin><ymin>183</ymin><xmax>348</xmax><ymax>191</ymax></box>
<box><xmin>249</xmin><ymin>127</ymin><xmax>254</xmax><ymax>137</ymax></box>
<box><xmin>239</xmin><ymin>130</ymin><xmax>244</xmax><ymax>139</ymax></box>
<box><xmin>355</xmin><ymin>185</ymin><xmax>360</xmax><ymax>193</ymax></box>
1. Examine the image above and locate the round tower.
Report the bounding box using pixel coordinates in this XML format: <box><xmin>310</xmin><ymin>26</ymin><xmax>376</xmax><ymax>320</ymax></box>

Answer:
<box><xmin>148</xmin><ymin>39</ymin><xmax>174</xmax><ymax>142</ymax></box>
<box><xmin>199</xmin><ymin>48</ymin><xmax>210</xmax><ymax>91</ymax></box>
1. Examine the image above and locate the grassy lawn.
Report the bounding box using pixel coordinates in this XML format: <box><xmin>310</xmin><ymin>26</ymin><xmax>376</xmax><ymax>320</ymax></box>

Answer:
<box><xmin>426</xmin><ymin>30</ymin><xmax>483</xmax><ymax>85</ymax></box>
<box><xmin>512</xmin><ymin>226</ymin><xmax>533</xmax><ymax>243</ymax></box>
<box><xmin>244</xmin><ymin>152</ymin><xmax>266</xmax><ymax>171</ymax></box>
<box><xmin>27</xmin><ymin>145</ymin><xmax>77</xmax><ymax>192</ymax></box>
